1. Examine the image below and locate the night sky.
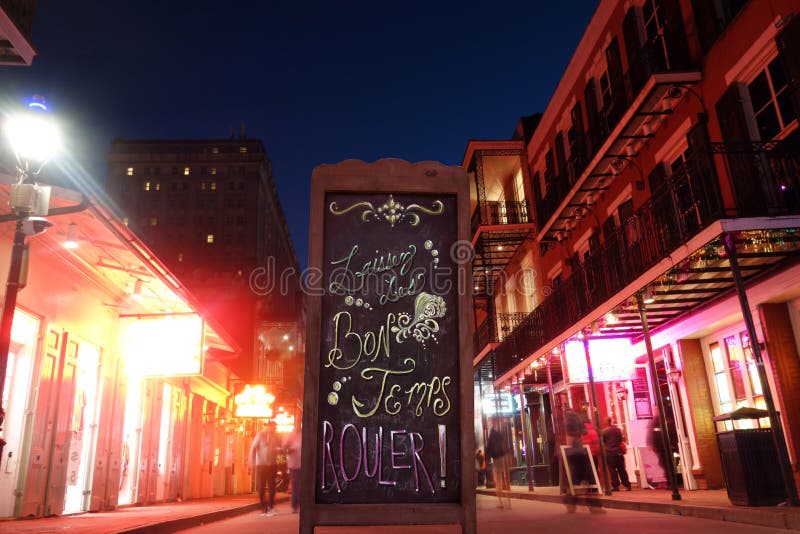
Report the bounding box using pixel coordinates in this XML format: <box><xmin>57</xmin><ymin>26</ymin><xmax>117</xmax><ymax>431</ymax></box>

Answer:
<box><xmin>1</xmin><ymin>1</ymin><xmax>598</xmax><ymax>266</ymax></box>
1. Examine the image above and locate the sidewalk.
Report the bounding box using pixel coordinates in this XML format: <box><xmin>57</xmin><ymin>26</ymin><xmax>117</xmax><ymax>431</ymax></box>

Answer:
<box><xmin>477</xmin><ymin>485</ymin><xmax>800</xmax><ymax>531</ymax></box>
<box><xmin>0</xmin><ymin>493</ymin><xmax>279</xmax><ymax>534</ymax></box>
<box><xmin>1</xmin><ymin>487</ymin><xmax>798</xmax><ymax>533</ymax></box>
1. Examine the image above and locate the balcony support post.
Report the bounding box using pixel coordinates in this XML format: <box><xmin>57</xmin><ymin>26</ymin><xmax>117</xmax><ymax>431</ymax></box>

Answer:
<box><xmin>722</xmin><ymin>232</ymin><xmax>799</xmax><ymax>506</ymax></box>
<box><xmin>637</xmin><ymin>292</ymin><xmax>682</xmax><ymax>501</ymax></box>
<box><xmin>515</xmin><ymin>377</ymin><xmax>534</xmax><ymax>493</ymax></box>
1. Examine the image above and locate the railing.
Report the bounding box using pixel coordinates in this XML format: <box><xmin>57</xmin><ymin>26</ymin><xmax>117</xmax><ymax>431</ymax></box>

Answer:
<box><xmin>711</xmin><ymin>140</ymin><xmax>800</xmax><ymax>216</ymax></box>
<box><xmin>493</xmin><ymin>145</ymin><xmax>726</xmax><ymax>377</ymax></box>
<box><xmin>474</xmin><ymin>312</ymin><xmax>530</xmax><ymax>355</ymax></box>
<box><xmin>471</xmin><ymin>200</ymin><xmax>530</xmax><ymax>235</ymax></box>
<box><xmin>537</xmin><ymin>34</ymin><xmax>692</xmax><ymax>230</ymax></box>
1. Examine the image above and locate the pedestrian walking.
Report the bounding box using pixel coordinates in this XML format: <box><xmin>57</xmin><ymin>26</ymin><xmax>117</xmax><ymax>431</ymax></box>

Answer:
<box><xmin>283</xmin><ymin>426</ymin><xmax>302</xmax><ymax>513</ymax></box>
<box><xmin>475</xmin><ymin>449</ymin><xmax>486</xmax><ymax>487</ymax></box>
<box><xmin>602</xmin><ymin>417</ymin><xmax>632</xmax><ymax>491</ymax></box>
<box><xmin>486</xmin><ymin>418</ymin><xmax>511</xmax><ymax>510</ymax></box>
<box><xmin>250</xmin><ymin>420</ymin><xmax>280</xmax><ymax>516</ymax></box>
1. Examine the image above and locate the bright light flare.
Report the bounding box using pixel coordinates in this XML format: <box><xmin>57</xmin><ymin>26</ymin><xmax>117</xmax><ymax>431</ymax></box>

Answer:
<box><xmin>120</xmin><ymin>314</ymin><xmax>203</xmax><ymax>377</ymax></box>
<box><xmin>4</xmin><ymin>112</ymin><xmax>60</xmax><ymax>164</ymax></box>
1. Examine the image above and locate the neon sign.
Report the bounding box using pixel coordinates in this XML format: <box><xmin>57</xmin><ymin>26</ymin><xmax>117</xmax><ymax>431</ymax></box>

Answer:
<box><xmin>564</xmin><ymin>338</ymin><xmax>635</xmax><ymax>383</ymax></box>
<box><xmin>234</xmin><ymin>384</ymin><xmax>275</xmax><ymax>418</ymax></box>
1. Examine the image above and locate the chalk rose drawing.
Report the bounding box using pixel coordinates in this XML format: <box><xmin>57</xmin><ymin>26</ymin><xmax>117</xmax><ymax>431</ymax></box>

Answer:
<box><xmin>392</xmin><ymin>292</ymin><xmax>447</xmax><ymax>346</ymax></box>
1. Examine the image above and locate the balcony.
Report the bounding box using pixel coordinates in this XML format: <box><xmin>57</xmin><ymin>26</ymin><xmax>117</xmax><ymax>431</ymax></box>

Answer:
<box><xmin>491</xmin><ymin>137</ymin><xmax>800</xmax><ymax>380</ymax></box>
<box><xmin>465</xmin><ymin>141</ymin><xmax>536</xmax><ymax>295</ymax></box>
<box><xmin>712</xmin><ymin>139</ymin><xmax>800</xmax><ymax>216</ymax></box>
<box><xmin>537</xmin><ymin>34</ymin><xmax>701</xmax><ymax>243</ymax></box>
<box><xmin>471</xmin><ymin>200</ymin><xmax>530</xmax><ymax>235</ymax></box>
<box><xmin>474</xmin><ymin>312</ymin><xmax>528</xmax><ymax>360</ymax></box>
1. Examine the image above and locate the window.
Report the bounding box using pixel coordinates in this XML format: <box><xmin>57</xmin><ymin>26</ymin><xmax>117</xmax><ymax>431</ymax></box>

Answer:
<box><xmin>211</xmin><ymin>167</ymin><xmax>217</xmax><ymax>175</ymax></box>
<box><xmin>155</xmin><ymin>182</ymin><xmax>161</xmax><ymax>191</ymax></box>
<box><xmin>201</xmin><ymin>182</ymin><xmax>207</xmax><ymax>191</ymax></box>
<box><xmin>206</xmin><ymin>234</ymin><xmax>215</xmax><ymax>244</ymax></box>
<box><xmin>178</xmin><ymin>253</ymin><xmax>184</xmax><ymax>263</ymax></box>
<box><xmin>184</xmin><ymin>167</ymin><xmax>190</xmax><ymax>176</ymax></box>
<box><xmin>127</xmin><ymin>167</ymin><xmax>134</xmax><ymax>176</ymax></box>
<box><xmin>599</xmin><ymin>70</ymin><xmax>613</xmax><ymax>110</ymax></box>
<box><xmin>211</xmin><ymin>147</ymin><xmax>219</xmax><ymax>154</ymax></box>
<box><xmin>144</xmin><ymin>181</ymin><xmax>151</xmax><ymax>192</ymax></box>
<box><xmin>239</xmin><ymin>146</ymin><xmax>247</xmax><ymax>154</ymax></box>
<box><xmin>708</xmin><ymin>331</ymin><xmax>768</xmax><ymax>429</ymax></box>
<box><xmin>172</xmin><ymin>167</ymin><xmax>178</xmax><ymax>175</ymax></box>
<box><xmin>150</xmin><ymin>217</ymin><xmax>158</xmax><ymax>226</ymax></box>
<box><xmin>747</xmin><ymin>57</ymin><xmax>794</xmax><ymax>140</ymax></box>
<box><xmin>211</xmin><ymin>182</ymin><xmax>217</xmax><ymax>191</ymax></box>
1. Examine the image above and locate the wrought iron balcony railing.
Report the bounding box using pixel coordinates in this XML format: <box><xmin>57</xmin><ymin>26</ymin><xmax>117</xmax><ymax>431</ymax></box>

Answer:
<box><xmin>471</xmin><ymin>200</ymin><xmax>531</xmax><ymax>235</ymax></box>
<box><xmin>711</xmin><ymin>140</ymin><xmax>800</xmax><ymax>216</ymax></box>
<box><xmin>474</xmin><ymin>312</ymin><xmax>529</xmax><ymax>356</ymax></box>
<box><xmin>493</xmin><ymin>142</ymin><xmax>738</xmax><ymax>377</ymax></box>
<box><xmin>536</xmin><ymin>33</ymin><xmax>693</xmax><ymax>231</ymax></box>
<box><xmin>493</xmin><ymin>137</ymin><xmax>800</xmax><ymax>378</ymax></box>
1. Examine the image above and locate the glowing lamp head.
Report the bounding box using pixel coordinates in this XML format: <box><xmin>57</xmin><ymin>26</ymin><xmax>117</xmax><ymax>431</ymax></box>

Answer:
<box><xmin>5</xmin><ymin>102</ymin><xmax>61</xmax><ymax>165</ymax></box>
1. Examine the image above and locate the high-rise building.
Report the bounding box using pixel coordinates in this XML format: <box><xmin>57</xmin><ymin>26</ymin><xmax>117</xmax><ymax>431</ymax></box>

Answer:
<box><xmin>107</xmin><ymin>137</ymin><xmax>302</xmax><ymax>384</ymax></box>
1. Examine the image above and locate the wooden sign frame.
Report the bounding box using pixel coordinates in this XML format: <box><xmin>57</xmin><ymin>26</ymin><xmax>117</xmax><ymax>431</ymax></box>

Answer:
<box><xmin>560</xmin><ymin>444</ymin><xmax>602</xmax><ymax>496</ymax></box>
<box><xmin>300</xmin><ymin>159</ymin><xmax>475</xmax><ymax>533</ymax></box>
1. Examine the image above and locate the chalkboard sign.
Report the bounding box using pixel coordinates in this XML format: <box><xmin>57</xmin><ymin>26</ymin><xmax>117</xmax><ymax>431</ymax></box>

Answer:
<box><xmin>317</xmin><ymin>192</ymin><xmax>460</xmax><ymax>503</ymax></box>
<box><xmin>301</xmin><ymin>160</ymin><xmax>474</xmax><ymax>533</ymax></box>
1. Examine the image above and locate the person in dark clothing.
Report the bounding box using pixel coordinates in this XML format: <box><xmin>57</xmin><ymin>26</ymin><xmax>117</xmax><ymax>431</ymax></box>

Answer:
<box><xmin>602</xmin><ymin>417</ymin><xmax>631</xmax><ymax>491</ymax></box>
<box><xmin>486</xmin><ymin>420</ymin><xmax>511</xmax><ymax>509</ymax></box>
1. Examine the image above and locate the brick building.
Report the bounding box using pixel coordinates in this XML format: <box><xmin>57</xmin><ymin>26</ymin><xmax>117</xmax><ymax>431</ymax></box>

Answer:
<box><xmin>470</xmin><ymin>0</ymin><xmax>800</xmax><ymax>499</ymax></box>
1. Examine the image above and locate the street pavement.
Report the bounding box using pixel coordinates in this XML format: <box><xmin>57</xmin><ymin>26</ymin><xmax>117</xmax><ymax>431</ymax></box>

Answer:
<box><xmin>0</xmin><ymin>486</ymin><xmax>798</xmax><ymax>533</ymax></box>
<box><xmin>180</xmin><ymin>494</ymin><xmax>787</xmax><ymax>534</ymax></box>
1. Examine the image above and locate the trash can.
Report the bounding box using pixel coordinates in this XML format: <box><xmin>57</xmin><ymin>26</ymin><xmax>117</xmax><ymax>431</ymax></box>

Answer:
<box><xmin>714</xmin><ymin>407</ymin><xmax>786</xmax><ymax>506</ymax></box>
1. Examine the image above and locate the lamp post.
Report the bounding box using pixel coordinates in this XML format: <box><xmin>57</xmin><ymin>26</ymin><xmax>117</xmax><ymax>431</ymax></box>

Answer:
<box><xmin>0</xmin><ymin>98</ymin><xmax>60</xmax><ymax>458</ymax></box>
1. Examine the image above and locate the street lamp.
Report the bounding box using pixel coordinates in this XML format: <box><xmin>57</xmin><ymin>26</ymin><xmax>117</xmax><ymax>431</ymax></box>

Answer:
<box><xmin>0</xmin><ymin>97</ymin><xmax>60</xmax><ymax>457</ymax></box>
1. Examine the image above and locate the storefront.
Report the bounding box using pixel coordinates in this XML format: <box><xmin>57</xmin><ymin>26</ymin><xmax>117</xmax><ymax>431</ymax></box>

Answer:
<box><xmin>0</xmin><ymin>179</ymin><xmax>244</xmax><ymax>517</ymax></box>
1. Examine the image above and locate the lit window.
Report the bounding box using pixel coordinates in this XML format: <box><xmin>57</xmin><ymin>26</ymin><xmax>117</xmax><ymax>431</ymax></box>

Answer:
<box><xmin>201</xmin><ymin>182</ymin><xmax>207</xmax><ymax>191</ymax></box>
<box><xmin>155</xmin><ymin>182</ymin><xmax>161</xmax><ymax>191</ymax></box>
<box><xmin>211</xmin><ymin>167</ymin><xmax>217</xmax><ymax>175</ymax></box>
<box><xmin>211</xmin><ymin>147</ymin><xmax>219</xmax><ymax>154</ymax></box>
<box><xmin>178</xmin><ymin>253</ymin><xmax>184</xmax><ymax>262</ymax></box>
<box><xmin>127</xmin><ymin>167</ymin><xmax>134</xmax><ymax>176</ymax></box>
<box><xmin>747</xmin><ymin>57</ymin><xmax>794</xmax><ymax>141</ymax></box>
<box><xmin>211</xmin><ymin>182</ymin><xmax>217</xmax><ymax>191</ymax></box>
<box><xmin>144</xmin><ymin>181</ymin><xmax>151</xmax><ymax>191</ymax></box>
<box><xmin>150</xmin><ymin>217</ymin><xmax>158</xmax><ymax>226</ymax></box>
<box><xmin>184</xmin><ymin>167</ymin><xmax>190</xmax><ymax>176</ymax></box>
<box><xmin>207</xmin><ymin>234</ymin><xmax>215</xmax><ymax>244</ymax></box>
<box><xmin>239</xmin><ymin>146</ymin><xmax>247</xmax><ymax>154</ymax></box>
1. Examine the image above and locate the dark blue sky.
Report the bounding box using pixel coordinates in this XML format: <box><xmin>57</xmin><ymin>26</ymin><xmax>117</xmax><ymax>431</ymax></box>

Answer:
<box><xmin>2</xmin><ymin>1</ymin><xmax>598</xmax><ymax>266</ymax></box>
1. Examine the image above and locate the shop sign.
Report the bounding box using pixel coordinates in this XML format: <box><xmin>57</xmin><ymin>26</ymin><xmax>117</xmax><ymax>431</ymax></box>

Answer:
<box><xmin>234</xmin><ymin>384</ymin><xmax>275</xmax><ymax>418</ymax></box>
<box><xmin>564</xmin><ymin>338</ymin><xmax>635</xmax><ymax>383</ymax></box>
<box><xmin>120</xmin><ymin>314</ymin><xmax>203</xmax><ymax>376</ymax></box>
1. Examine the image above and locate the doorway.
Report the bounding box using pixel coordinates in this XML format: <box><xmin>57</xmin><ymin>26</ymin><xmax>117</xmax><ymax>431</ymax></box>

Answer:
<box><xmin>0</xmin><ymin>310</ymin><xmax>39</xmax><ymax>517</ymax></box>
<box><xmin>62</xmin><ymin>342</ymin><xmax>102</xmax><ymax>514</ymax></box>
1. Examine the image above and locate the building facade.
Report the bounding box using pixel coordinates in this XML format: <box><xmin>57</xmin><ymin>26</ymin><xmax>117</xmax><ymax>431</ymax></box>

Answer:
<box><xmin>471</xmin><ymin>0</ymin><xmax>800</xmax><ymax>497</ymax></box>
<box><xmin>0</xmin><ymin>176</ymin><xmax>256</xmax><ymax>517</ymax></box>
<box><xmin>0</xmin><ymin>0</ymin><xmax>36</xmax><ymax>66</ymax></box>
<box><xmin>106</xmin><ymin>138</ymin><xmax>303</xmax><ymax>406</ymax></box>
